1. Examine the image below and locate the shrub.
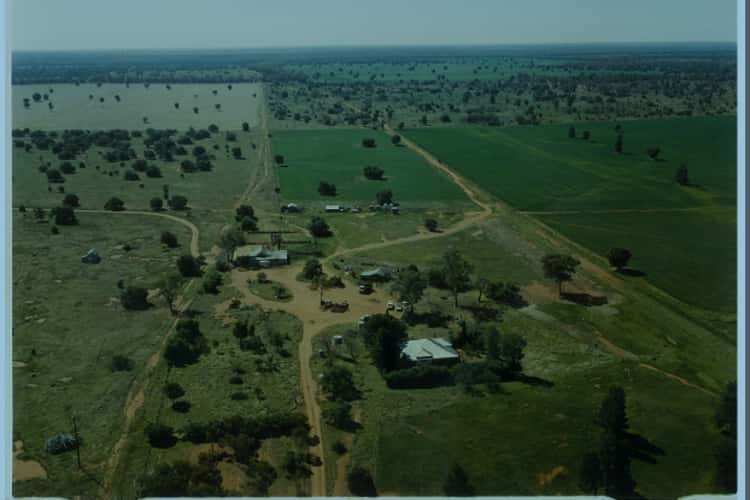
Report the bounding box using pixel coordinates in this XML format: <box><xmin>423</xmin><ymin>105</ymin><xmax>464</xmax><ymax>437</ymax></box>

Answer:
<box><xmin>348</xmin><ymin>466</ymin><xmax>377</xmax><ymax>496</ymax></box>
<box><xmin>161</xmin><ymin>231</ymin><xmax>178</xmax><ymax>248</ymax></box>
<box><xmin>318</xmin><ymin>181</ymin><xmax>337</xmax><ymax>196</ymax></box>
<box><xmin>132</xmin><ymin>159</ymin><xmax>148</xmax><ymax>172</ymax></box>
<box><xmin>150</xmin><ymin>197</ymin><xmax>163</xmax><ymax>211</ymax></box>
<box><xmin>363</xmin><ymin>165</ymin><xmax>385</xmax><ymax>180</ymax></box>
<box><xmin>145</xmin><ymin>423</ymin><xmax>177</xmax><ymax>448</ymax></box>
<box><xmin>308</xmin><ymin>217</ymin><xmax>332</xmax><ymax>237</ymax></box>
<box><xmin>424</xmin><ymin>218</ymin><xmax>438</xmax><ymax>232</ymax></box>
<box><xmin>332</xmin><ymin>440</ymin><xmax>347</xmax><ymax>455</ymax></box>
<box><xmin>52</xmin><ymin>206</ymin><xmax>77</xmax><ymax>225</ymax></box>
<box><xmin>361</xmin><ymin>138</ymin><xmax>376</xmax><ymax>148</ymax></box>
<box><xmin>164</xmin><ymin>382</ymin><xmax>185</xmax><ymax>399</ymax></box>
<box><xmin>63</xmin><ymin>193</ymin><xmax>80</xmax><ymax>207</ymax></box>
<box><xmin>177</xmin><ymin>255</ymin><xmax>201</xmax><ymax>277</ymax></box>
<box><xmin>202</xmin><ymin>268</ymin><xmax>222</xmax><ymax>294</ymax></box>
<box><xmin>111</xmin><ymin>355</ymin><xmax>134</xmax><ymax>372</ymax></box>
<box><xmin>104</xmin><ymin>197</ymin><xmax>125</xmax><ymax>211</ymax></box>
<box><xmin>59</xmin><ymin>162</ymin><xmax>76</xmax><ymax>174</ymax></box>
<box><xmin>124</xmin><ymin>170</ymin><xmax>140</xmax><ymax>181</ymax></box>
<box><xmin>120</xmin><ymin>286</ymin><xmax>149</xmax><ymax>310</ymax></box>
<box><xmin>231</xmin><ymin>392</ymin><xmax>249</xmax><ymax>401</ymax></box>
<box><xmin>50</xmin><ymin>226</ymin><xmax>59</xmax><ymax>235</ymax></box>
<box><xmin>172</xmin><ymin>400</ymin><xmax>191</xmax><ymax>413</ymax></box>
<box><xmin>146</xmin><ymin>165</ymin><xmax>162</xmax><ymax>178</ymax></box>
<box><xmin>229</xmin><ymin>376</ymin><xmax>244</xmax><ymax>385</ymax></box>
<box><xmin>46</xmin><ymin>168</ymin><xmax>64</xmax><ymax>183</ymax></box>
<box><xmin>169</xmin><ymin>195</ymin><xmax>188</xmax><ymax>210</ymax></box>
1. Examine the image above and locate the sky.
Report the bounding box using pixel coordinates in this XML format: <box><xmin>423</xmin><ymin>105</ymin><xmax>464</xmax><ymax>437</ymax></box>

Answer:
<box><xmin>10</xmin><ymin>0</ymin><xmax>738</xmax><ymax>51</ymax></box>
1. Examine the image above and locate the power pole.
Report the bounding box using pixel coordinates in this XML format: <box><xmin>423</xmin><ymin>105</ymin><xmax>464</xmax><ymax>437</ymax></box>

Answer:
<box><xmin>72</xmin><ymin>414</ymin><xmax>82</xmax><ymax>470</ymax></box>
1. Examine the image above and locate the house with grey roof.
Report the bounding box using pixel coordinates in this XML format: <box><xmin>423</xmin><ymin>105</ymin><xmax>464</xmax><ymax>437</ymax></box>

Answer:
<box><xmin>233</xmin><ymin>245</ymin><xmax>289</xmax><ymax>268</ymax></box>
<box><xmin>360</xmin><ymin>267</ymin><xmax>391</xmax><ymax>281</ymax></box>
<box><xmin>400</xmin><ymin>337</ymin><xmax>459</xmax><ymax>365</ymax></box>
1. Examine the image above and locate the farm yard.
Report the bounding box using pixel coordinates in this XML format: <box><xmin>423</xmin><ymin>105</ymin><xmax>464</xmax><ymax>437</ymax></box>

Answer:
<box><xmin>10</xmin><ymin>41</ymin><xmax>738</xmax><ymax>500</ymax></box>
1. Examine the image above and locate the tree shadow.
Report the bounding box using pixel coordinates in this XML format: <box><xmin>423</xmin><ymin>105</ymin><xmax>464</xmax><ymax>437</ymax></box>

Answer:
<box><xmin>561</xmin><ymin>292</ymin><xmax>608</xmax><ymax>306</ymax></box>
<box><xmin>516</xmin><ymin>374</ymin><xmax>554</xmax><ymax>388</ymax></box>
<box><xmin>623</xmin><ymin>431</ymin><xmax>665</xmax><ymax>464</ymax></box>
<box><xmin>617</xmin><ymin>268</ymin><xmax>646</xmax><ymax>277</ymax></box>
<box><xmin>462</xmin><ymin>304</ymin><xmax>501</xmax><ymax>321</ymax></box>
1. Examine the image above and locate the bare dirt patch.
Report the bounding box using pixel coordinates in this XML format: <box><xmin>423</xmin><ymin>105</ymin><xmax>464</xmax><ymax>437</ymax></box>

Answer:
<box><xmin>13</xmin><ymin>441</ymin><xmax>47</xmax><ymax>482</ymax></box>
<box><xmin>536</xmin><ymin>465</ymin><xmax>567</xmax><ymax>487</ymax></box>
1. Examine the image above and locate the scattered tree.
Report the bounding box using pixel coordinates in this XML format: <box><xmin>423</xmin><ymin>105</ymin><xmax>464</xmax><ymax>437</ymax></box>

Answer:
<box><xmin>363</xmin><ymin>165</ymin><xmax>385</xmax><ymax>180</ymax></box>
<box><xmin>646</xmin><ymin>146</ymin><xmax>661</xmax><ymax>160</ymax></box>
<box><xmin>391</xmin><ymin>134</ymin><xmax>401</xmax><ymax>145</ymax></box>
<box><xmin>120</xmin><ymin>286</ymin><xmax>149</xmax><ymax>310</ymax></box>
<box><xmin>347</xmin><ymin>466</ymin><xmax>377</xmax><ymax>497</ymax></box>
<box><xmin>424</xmin><ymin>218</ymin><xmax>438</xmax><ymax>232</ymax></box>
<box><xmin>161</xmin><ymin>231</ymin><xmax>178</xmax><ymax>248</ymax></box>
<box><xmin>168</xmin><ymin>195</ymin><xmax>188</xmax><ymax>210</ymax></box>
<box><xmin>443</xmin><ymin>463</ymin><xmax>475</xmax><ymax>496</ymax></box>
<box><xmin>541</xmin><ymin>254</ymin><xmax>580</xmax><ymax>296</ymax></box>
<box><xmin>318</xmin><ymin>181</ymin><xmax>337</xmax><ymax>196</ymax></box>
<box><xmin>568</xmin><ymin>125</ymin><xmax>576</xmax><ymax>138</ymax></box>
<box><xmin>150</xmin><ymin>197</ymin><xmax>163</xmax><ymax>211</ymax></box>
<box><xmin>308</xmin><ymin>216</ymin><xmax>332</xmax><ymax>237</ymax></box>
<box><xmin>375</xmin><ymin>190</ymin><xmax>393</xmax><ymax>205</ymax></box>
<box><xmin>361</xmin><ymin>138</ymin><xmax>376</xmax><ymax>148</ymax></box>
<box><xmin>676</xmin><ymin>163</ymin><xmax>689</xmax><ymax>186</ymax></box>
<box><xmin>442</xmin><ymin>250</ymin><xmax>473</xmax><ymax>308</ymax></box>
<box><xmin>177</xmin><ymin>255</ymin><xmax>201</xmax><ymax>277</ymax></box>
<box><xmin>607</xmin><ymin>248</ymin><xmax>632</xmax><ymax>271</ymax></box>
<box><xmin>104</xmin><ymin>197</ymin><xmax>125</xmax><ymax>211</ymax></box>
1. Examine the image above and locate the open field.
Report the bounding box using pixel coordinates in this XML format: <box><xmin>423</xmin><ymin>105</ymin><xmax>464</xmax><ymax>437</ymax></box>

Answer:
<box><xmin>404</xmin><ymin>116</ymin><xmax>737</xmax><ymax>311</ymax></box>
<box><xmin>13</xmin><ymin>83</ymin><xmax>263</xmax><ymax>130</ymax></box>
<box><xmin>11</xmin><ymin>212</ymin><xmax>192</xmax><ymax>498</ymax></box>
<box><xmin>271</xmin><ymin>129</ymin><xmax>472</xmax><ymax>208</ymax></box>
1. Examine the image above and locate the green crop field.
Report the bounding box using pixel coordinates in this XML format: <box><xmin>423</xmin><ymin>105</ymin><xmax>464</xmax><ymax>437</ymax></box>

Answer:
<box><xmin>11</xmin><ymin>212</ymin><xmax>192</xmax><ymax>498</ymax></box>
<box><xmin>405</xmin><ymin>117</ymin><xmax>737</xmax><ymax>311</ymax></box>
<box><xmin>271</xmin><ymin>129</ymin><xmax>472</xmax><ymax>208</ymax></box>
<box><xmin>13</xmin><ymin>83</ymin><xmax>263</xmax><ymax>130</ymax></box>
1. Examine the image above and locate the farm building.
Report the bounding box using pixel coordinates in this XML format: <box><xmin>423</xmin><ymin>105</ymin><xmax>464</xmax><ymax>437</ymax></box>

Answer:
<box><xmin>80</xmin><ymin>248</ymin><xmax>101</xmax><ymax>264</ymax></box>
<box><xmin>325</xmin><ymin>205</ymin><xmax>345</xmax><ymax>213</ymax></box>
<box><xmin>400</xmin><ymin>338</ymin><xmax>459</xmax><ymax>365</ymax></box>
<box><xmin>282</xmin><ymin>203</ymin><xmax>301</xmax><ymax>213</ymax></box>
<box><xmin>233</xmin><ymin>245</ymin><xmax>289</xmax><ymax>268</ymax></box>
<box><xmin>360</xmin><ymin>267</ymin><xmax>391</xmax><ymax>281</ymax></box>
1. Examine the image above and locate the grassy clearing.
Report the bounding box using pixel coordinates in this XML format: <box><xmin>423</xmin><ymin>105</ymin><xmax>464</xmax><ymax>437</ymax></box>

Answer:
<box><xmin>13</xmin><ymin>83</ymin><xmax>263</xmax><ymax>130</ymax></box>
<box><xmin>271</xmin><ymin>129</ymin><xmax>472</xmax><ymax>208</ymax></box>
<box><xmin>248</xmin><ymin>279</ymin><xmax>294</xmax><ymax>302</ymax></box>
<box><xmin>12</xmin><ymin>212</ymin><xmax>191</xmax><ymax>498</ymax></box>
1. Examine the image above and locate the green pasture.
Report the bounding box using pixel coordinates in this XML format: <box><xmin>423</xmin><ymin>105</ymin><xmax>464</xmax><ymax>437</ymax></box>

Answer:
<box><xmin>13</xmin><ymin>83</ymin><xmax>263</xmax><ymax>130</ymax></box>
<box><xmin>271</xmin><ymin>129</ymin><xmax>472</xmax><ymax>208</ymax></box>
<box><xmin>540</xmin><ymin>207</ymin><xmax>737</xmax><ymax>312</ymax></box>
<box><xmin>406</xmin><ymin>116</ymin><xmax>736</xmax><ymax>211</ymax></box>
<box><xmin>12</xmin><ymin>212</ymin><xmax>191</xmax><ymax>498</ymax></box>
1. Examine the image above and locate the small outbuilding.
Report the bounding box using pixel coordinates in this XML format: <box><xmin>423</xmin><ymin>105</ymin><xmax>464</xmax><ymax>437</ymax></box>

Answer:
<box><xmin>360</xmin><ymin>267</ymin><xmax>391</xmax><ymax>282</ymax></box>
<box><xmin>400</xmin><ymin>338</ymin><xmax>459</xmax><ymax>365</ymax></box>
<box><xmin>233</xmin><ymin>245</ymin><xmax>289</xmax><ymax>268</ymax></box>
<box><xmin>80</xmin><ymin>248</ymin><xmax>101</xmax><ymax>264</ymax></box>
<box><xmin>325</xmin><ymin>205</ymin><xmax>342</xmax><ymax>213</ymax></box>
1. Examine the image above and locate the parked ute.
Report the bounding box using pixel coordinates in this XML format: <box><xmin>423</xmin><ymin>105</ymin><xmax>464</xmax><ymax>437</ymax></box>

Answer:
<box><xmin>387</xmin><ymin>300</ymin><xmax>395</xmax><ymax>310</ymax></box>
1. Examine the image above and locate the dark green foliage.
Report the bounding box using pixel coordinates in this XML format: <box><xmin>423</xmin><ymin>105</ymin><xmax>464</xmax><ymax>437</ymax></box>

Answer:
<box><xmin>443</xmin><ymin>250</ymin><xmax>473</xmax><ymax>307</ymax></box>
<box><xmin>582</xmin><ymin>130</ymin><xmax>591</xmax><ymax>140</ymax></box>
<box><xmin>123</xmin><ymin>170</ymin><xmax>140</xmax><ymax>181</ymax></box>
<box><xmin>104</xmin><ymin>196</ymin><xmax>125</xmax><ymax>211</ymax></box>
<box><xmin>443</xmin><ymin>463</ymin><xmax>475</xmax><ymax>496</ymax></box>
<box><xmin>487</xmin><ymin>282</ymin><xmax>527</xmax><ymax>308</ymax></box>
<box><xmin>62</xmin><ymin>193</ymin><xmax>79</xmax><ymax>207</ymax></box>
<box><xmin>646</xmin><ymin>146</ymin><xmax>661</xmax><ymax>160</ymax></box>
<box><xmin>172</xmin><ymin>400</ymin><xmax>191</xmax><ymax>413</ymax></box>
<box><xmin>202</xmin><ymin>268</ymin><xmax>222</xmax><ymax>294</ymax></box>
<box><xmin>231</xmin><ymin>146</ymin><xmax>242</xmax><ymax>159</ymax></box>
<box><xmin>541</xmin><ymin>253</ymin><xmax>580</xmax><ymax>296</ymax></box>
<box><xmin>391</xmin><ymin>265</ymin><xmax>427</xmax><ymax>310</ymax></box>
<box><xmin>424</xmin><ymin>218</ymin><xmax>438</xmax><ymax>232</ymax></box>
<box><xmin>235</xmin><ymin>204</ymin><xmax>255</xmax><ymax>221</ymax></box>
<box><xmin>231</xmin><ymin>392</ymin><xmax>249</xmax><ymax>401</ymax></box>
<box><xmin>676</xmin><ymin>163</ymin><xmax>690</xmax><ymax>185</ymax></box>
<box><xmin>59</xmin><ymin>161</ymin><xmax>76</xmax><ymax>174</ymax></box>
<box><xmin>320</xmin><ymin>365</ymin><xmax>359</xmax><ymax>401</ymax></box>
<box><xmin>232</xmin><ymin>319</ymin><xmax>255</xmax><ymax>339</ymax></box>
<box><xmin>274</xmin><ymin>154</ymin><xmax>285</xmax><ymax>165</ymax></box>
<box><xmin>607</xmin><ymin>248</ymin><xmax>632</xmax><ymax>270</ymax></box>
<box><xmin>131</xmin><ymin>159</ymin><xmax>148</xmax><ymax>172</ymax></box>
<box><xmin>361</xmin><ymin>138</ymin><xmax>376</xmax><ymax>148</ymax></box>
<box><xmin>164</xmin><ymin>382</ymin><xmax>185</xmax><ymax>399</ymax></box>
<box><xmin>615</xmin><ymin>134</ymin><xmax>623</xmax><ymax>154</ymax></box>
<box><xmin>362</xmin><ymin>314</ymin><xmax>407</xmax><ymax>372</ymax></box>
<box><xmin>145</xmin><ymin>423</ymin><xmax>177</xmax><ymax>448</ymax></box>
<box><xmin>499</xmin><ymin>333</ymin><xmax>527</xmax><ymax>375</ymax></box>
<box><xmin>138</xmin><ymin>460</ymin><xmax>224</xmax><ymax>497</ymax></box>
<box><xmin>46</xmin><ymin>433</ymin><xmax>79</xmax><ymax>455</ymax></box>
<box><xmin>240</xmin><ymin>216</ymin><xmax>257</xmax><ymax>231</ymax></box>
<box><xmin>322</xmin><ymin>400</ymin><xmax>353</xmax><ymax>429</ymax></box>
<box><xmin>363</xmin><ymin>165</ymin><xmax>385</xmax><ymax>180</ymax></box>
<box><xmin>111</xmin><ymin>355</ymin><xmax>134</xmax><ymax>372</ymax></box>
<box><xmin>161</xmin><ymin>231</ymin><xmax>178</xmax><ymax>248</ymax></box>
<box><xmin>598</xmin><ymin>428</ymin><xmax>637</xmax><ymax>498</ymax></box>
<box><xmin>391</xmin><ymin>134</ymin><xmax>401</xmax><ymax>145</ymax></box>
<box><xmin>309</xmin><ymin>217</ymin><xmax>332</xmax><ymax>237</ymax></box>
<box><xmin>225</xmin><ymin>131</ymin><xmax>237</xmax><ymax>142</ymax></box>
<box><xmin>51</xmin><ymin>205</ymin><xmax>77</xmax><ymax>226</ymax></box>
<box><xmin>347</xmin><ymin>466</ymin><xmax>377</xmax><ymax>496</ymax></box>
<box><xmin>242</xmin><ymin>122</ymin><xmax>250</xmax><ymax>132</ymax></box>
<box><xmin>375</xmin><ymin>189</ymin><xmax>393</xmax><ymax>205</ymax></box>
<box><xmin>568</xmin><ymin>125</ymin><xmax>576</xmax><ymax>139</ymax></box>
<box><xmin>714</xmin><ymin>381</ymin><xmax>737</xmax><ymax>491</ymax></box>
<box><xmin>46</xmin><ymin>168</ymin><xmax>64</xmax><ymax>183</ymax></box>
<box><xmin>716</xmin><ymin>381</ymin><xmax>737</xmax><ymax>439</ymax></box>
<box><xmin>318</xmin><ymin>181</ymin><xmax>337</xmax><ymax>196</ymax></box>
<box><xmin>384</xmin><ymin>365</ymin><xmax>454</xmax><ymax>389</ymax></box>
<box><xmin>146</xmin><ymin>165</ymin><xmax>162</xmax><ymax>178</ymax></box>
<box><xmin>177</xmin><ymin>255</ymin><xmax>201</xmax><ymax>277</ymax></box>
<box><xmin>169</xmin><ymin>195</ymin><xmax>188</xmax><ymax>210</ymax></box>
<box><xmin>164</xmin><ymin>319</ymin><xmax>208</xmax><ymax>367</ymax></box>
<box><xmin>333</xmin><ymin>441</ymin><xmax>347</xmax><ymax>455</ymax></box>
<box><xmin>120</xmin><ymin>286</ymin><xmax>149</xmax><ymax>310</ymax></box>
<box><xmin>715</xmin><ymin>439</ymin><xmax>737</xmax><ymax>492</ymax></box>
<box><xmin>150</xmin><ymin>197</ymin><xmax>163</xmax><ymax>211</ymax></box>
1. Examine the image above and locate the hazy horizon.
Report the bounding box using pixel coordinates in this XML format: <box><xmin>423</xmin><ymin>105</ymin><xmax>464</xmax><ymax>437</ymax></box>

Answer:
<box><xmin>11</xmin><ymin>0</ymin><xmax>737</xmax><ymax>51</ymax></box>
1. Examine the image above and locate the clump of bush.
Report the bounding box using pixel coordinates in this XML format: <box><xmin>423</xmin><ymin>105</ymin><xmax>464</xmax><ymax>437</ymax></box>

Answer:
<box><xmin>164</xmin><ymin>382</ymin><xmax>185</xmax><ymax>399</ymax></box>
<box><xmin>111</xmin><ymin>355</ymin><xmax>134</xmax><ymax>372</ymax></box>
<box><xmin>230</xmin><ymin>392</ymin><xmax>249</xmax><ymax>401</ymax></box>
<box><xmin>172</xmin><ymin>400</ymin><xmax>191</xmax><ymax>413</ymax></box>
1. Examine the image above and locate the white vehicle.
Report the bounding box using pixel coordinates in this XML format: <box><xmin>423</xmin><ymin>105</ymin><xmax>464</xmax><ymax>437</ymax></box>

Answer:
<box><xmin>395</xmin><ymin>303</ymin><xmax>404</xmax><ymax>312</ymax></box>
<box><xmin>387</xmin><ymin>300</ymin><xmax>395</xmax><ymax>310</ymax></box>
